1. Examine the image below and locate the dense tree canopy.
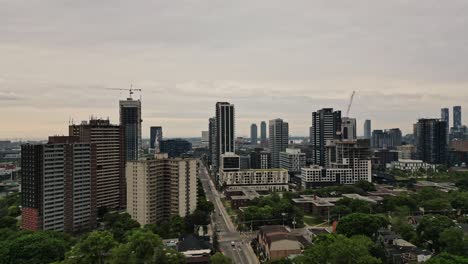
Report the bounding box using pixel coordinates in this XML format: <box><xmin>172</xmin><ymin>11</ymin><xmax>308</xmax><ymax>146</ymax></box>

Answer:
<box><xmin>293</xmin><ymin>234</ymin><xmax>382</xmax><ymax>264</ymax></box>
<box><xmin>0</xmin><ymin>231</ymin><xmax>73</xmax><ymax>264</ymax></box>
<box><xmin>210</xmin><ymin>252</ymin><xmax>233</xmax><ymax>264</ymax></box>
<box><xmin>417</xmin><ymin>215</ymin><xmax>455</xmax><ymax>252</ymax></box>
<box><xmin>336</xmin><ymin>213</ymin><xmax>388</xmax><ymax>238</ymax></box>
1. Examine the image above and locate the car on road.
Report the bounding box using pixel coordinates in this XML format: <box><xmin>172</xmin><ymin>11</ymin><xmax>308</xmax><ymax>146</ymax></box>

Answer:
<box><xmin>231</xmin><ymin>241</ymin><xmax>235</xmax><ymax>247</ymax></box>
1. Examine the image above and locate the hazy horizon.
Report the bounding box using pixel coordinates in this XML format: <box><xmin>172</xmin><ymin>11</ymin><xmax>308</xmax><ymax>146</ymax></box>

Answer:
<box><xmin>1</xmin><ymin>1</ymin><xmax>467</xmax><ymax>140</ymax></box>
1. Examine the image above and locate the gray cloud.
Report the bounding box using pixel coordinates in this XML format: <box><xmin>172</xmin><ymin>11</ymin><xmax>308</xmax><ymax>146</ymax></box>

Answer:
<box><xmin>0</xmin><ymin>0</ymin><xmax>467</xmax><ymax>139</ymax></box>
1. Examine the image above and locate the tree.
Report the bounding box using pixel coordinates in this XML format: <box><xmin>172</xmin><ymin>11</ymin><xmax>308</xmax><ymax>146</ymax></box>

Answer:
<box><xmin>103</xmin><ymin>213</ymin><xmax>140</xmax><ymax>242</ymax></box>
<box><xmin>422</xmin><ymin>198</ymin><xmax>452</xmax><ymax>211</ymax></box>
<box><xmin>336</xmin><ymin>213</ymin><xmax>388</xmax><ymax>238</ymax></box>
<box><xmin>3</xmin><ymin>231</ymin><xmax>72</xmax><ymax>264</ymax></box>
<box><xmin>425</xmin><ymin>252</ymin><xmax>468</xmax><ymax>264</ymax></box>
<box><xmin>64</xmin><ymin>231</ymin><xmax>117</xmax><ymax>264</ymax></box>
<box><xmin>354</xmin><ymin>180</ymin><xmax>376</xmax><ymax>192</ymax></box>
<box><xmin>109</xmin><ymin>229</ymin><xmax>186</xmax><ymax>264</ymax></box>
<box><xmin>439</xmin><ymin>227</ymin><xmax>468</xmax><ymax>257</ymax></box>
<box><xmin>450</xmin><ymin>192</ymin><xmax>468</xmax><ymax>211</ymax></box>
<box><xmin>329</xmin><ymin>205</ymin><xmax>352</xmax><ymax>221</ymax></box>
<box><xmin>210</xmin><ymin>252</ymin><xmax>233</xmax><ymax>264</ymax></box>
<box><xmin>294</xmin><ymin>234</ymin><xmax>382</xmax><ymax>264</ymax></box>
<box><xmin>455</xmin><ymin>177</ymin><xmax>468</xmax><ymax>191</ymax></box>
<box><xmin>417</xmin><ymin>215</ymin><xmax>455</xmax><ymax>252</ymax></box>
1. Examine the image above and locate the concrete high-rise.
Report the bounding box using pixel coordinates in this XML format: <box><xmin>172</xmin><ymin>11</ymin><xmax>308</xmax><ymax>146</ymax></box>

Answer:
<box><xmin>126</xmin><ymin>154</ymin><xmax>197</xmax><ymax>225</ymax></box>
<box><xmin>454</xmin><ymin>106</ymin><xmax>462</xmax><ymax>129</ymax></box>
<box><xmin>120</xmin><ymin>98</ymin><xmax>142</xmax><ymax>161</ymax></box>
<box><xmin>251</xmin><ymin>123</ymin><xmax>258</xmax><ymax>144</ymax></box>
<box><xmin>70</xmin><ymin>119</ymin><xmax>125</xmax><ymax>210</ymax></box>
<box><xmin>269</xmin><ymin>118</ymin><xmax>289</xmax><ymax>168</ymax></box>
<box><xmin>260</xmin><ymin>121</ymin><xmax>267</xmax><ymax>144</ymax></box>
<box><xmin>414</xmin><ymin>118</ymin><xmax>448</xmax><ymax>164</ymax></box>
<box><xmin>21</xmin><ymin>136</ymin><xmax>97</xmax><ymax>233</ymax></box>
<box><xmin>310</xmin><ymin>108</ymin><xmax>342</xmax><ymax>166</ymax></box>
<box><xmin>214</xmin><ymin>102</ymin><xmax>235</xmax><ymax>172</ymax></box>
<box><xmin>364</xmin><ymin>120</ymin><xmax>371</xmax><ymax>139</ymax></box>
<box><xmin>150</xmin><ymin>126</ymin><xmax>163</xmax><ymax>153</ymax></box>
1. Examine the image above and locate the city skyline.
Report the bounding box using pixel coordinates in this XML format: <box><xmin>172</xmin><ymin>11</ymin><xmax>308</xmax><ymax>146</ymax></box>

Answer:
<box><xmin>1</xmin><ymin>1</ymin><xmax>468</xmax><ymax>139</ymax></box>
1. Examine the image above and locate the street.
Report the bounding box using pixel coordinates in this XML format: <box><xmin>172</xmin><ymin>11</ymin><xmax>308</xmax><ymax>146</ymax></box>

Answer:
<box><xmin>198</xmin><ymin>163</ymin><xmax>259</xmax><ymax>264</ymax></box>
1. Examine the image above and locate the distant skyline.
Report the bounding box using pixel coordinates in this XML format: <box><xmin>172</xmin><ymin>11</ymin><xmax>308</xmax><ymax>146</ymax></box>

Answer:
<box><xmin>1</xmin><ymin>1</ymin><xmax>468</xmax><ymax>140</ymax></box>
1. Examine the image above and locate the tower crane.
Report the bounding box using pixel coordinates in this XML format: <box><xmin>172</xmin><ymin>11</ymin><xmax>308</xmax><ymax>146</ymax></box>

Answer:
<box><xmin>346</xmin><ymin>91</ymin><xmax>355</xmax><ymax>117</ymax></box>
<box><xmin>106</xmin><ymin>84</ymin><xmax>142</xmax><ymax>99</ymax></box>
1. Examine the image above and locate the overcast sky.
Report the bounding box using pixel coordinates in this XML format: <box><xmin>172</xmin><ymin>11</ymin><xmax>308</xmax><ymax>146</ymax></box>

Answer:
<box><xmin>1</xmin><ymin>0</ymin><xmax>467</xmax><ymax>140</ymax></box>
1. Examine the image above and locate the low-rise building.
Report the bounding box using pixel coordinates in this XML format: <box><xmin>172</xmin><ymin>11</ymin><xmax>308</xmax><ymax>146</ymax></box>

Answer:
<box><xmin>389</xmin><ymin>159</ymin><xmax>436</xmax><ymax>172</ymax></box>
<box><xmin>219</xmin><ymin>168</ymin><xmax>289</xmax><ymax>192</ymax></box>
<box><xmin>257</xmin><ymin>225</ymin><xmax>303</xmax><ymax>261</ymax></box>
<box><xmin>301</xmin><ymin>160</ymin><xmax>371</xmax><ymax>188</ymax></box>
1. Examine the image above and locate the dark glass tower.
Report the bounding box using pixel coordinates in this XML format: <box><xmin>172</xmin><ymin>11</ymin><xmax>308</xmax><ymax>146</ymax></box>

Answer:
<box><xmin>214</xmin><ymin>102</ymin><xmax>235</xmax><ymax>172</ymax></box>
<box><xmin>414</xmin><ymin>118</ymin><xmax>448</xmax><ymax>164</ymax></box>
<box><xmin>250</xmin><ymin>123</ymin><xmax>258</xmax><ymax>144</ymax></box>
<box><xmin>310</xmin><ymin>108</ymin><xmax>342</xmax><ymax>166</ymax></box>
<box><xmin>120</xmin><ymin>98</ymin><xmax>142</xmax><ymax>161</ymax></box>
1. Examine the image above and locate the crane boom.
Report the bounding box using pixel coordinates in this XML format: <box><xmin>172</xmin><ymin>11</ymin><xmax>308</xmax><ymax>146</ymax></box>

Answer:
<box><xmin>346</xmin><ymin>91</ymin><xmax>355</xmax><ymax>117</ymax></box>
<box><xmin>106</xmin><ymin>85</ymin><xmax>142</xmax><ymax>99</ymax></box>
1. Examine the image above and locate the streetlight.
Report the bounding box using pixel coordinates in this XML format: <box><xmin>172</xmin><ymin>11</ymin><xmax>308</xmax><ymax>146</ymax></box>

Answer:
<box><xmin>292</xmin><ymin>217</ymin><xmax>297</xmax><ymax>229</ymax></box>
<box><xmin>281</xmin><ymin>213</ymin><xmax>286</xmax><ymax>226</ymax></box>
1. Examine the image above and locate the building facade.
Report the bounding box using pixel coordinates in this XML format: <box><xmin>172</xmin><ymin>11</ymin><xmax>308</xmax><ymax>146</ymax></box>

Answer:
<box><xmin>160</xmin><ymin>139</ymin><xmax>192</xmax><ymax>158</ymax></box>
<box><xmin>213</xmin><ymin>102</ymin><xmax>235</xmax><ymax>172</ymax></box>
<box><xmin>371</xmin><ymin>128</ymin><xmax>402</xmax><ymax>149</ymax></box>
<box><xmin>126</xmin><ymin>154</ymin><xmax>197</xmax><ymax>225</ymax></box>
<box><xmin>251</xmin><ymin>123</ymin><xmax>258</xmax><ymax>144</ymax></box>
<box><xmin>260</xmin><ymin>121</ymin><xmax>267</xmax><ymax>145</ymax></box>
<box><xmin>454</xmin><ymin>106</ymin><xmax>462</xmax><ymax>129</ymax></box>
<box><xmin>364</xmin><ymin>120</ymin><xmax>372</xmax><ymax>139</ymax></box>
<box><xmin>70</xmin><ymin>119</ymin><xmax>125</xmax><ymax>210</ymax></box>
<box><xmin>219</xmin><ymin>169</ymin><xmax>289</xmax><ymax>192</ymax></box>
<box><xmin>279</xmin><ymin>148</ymin><xmax>306</xmax><ymax>174</ymax></box>
<box><xmin>150</xmin><ymin>126</ymin><xmax>163</xmax><ymax>153</ymax></box>
<box><xmin>120</xmin><ymin>98</ymin><xmax>142</xmax><ymax>161</ymax></box>
<box><xmin>269</xmin><ymin>118</ymin><xmax>289</xmax><ymax>168</ymax></box>
<box><xmin>250</xmin><ymin>149</ymin><xmax>272</xmax><ymax>169</ymax></box>
<box><xmin>310</xmin><ymin>108</ymin><xmax>342</xmax><ymax>166</ymax></box>
<box><xmin>341</xmin><ymin>117</ymin><xmax>357</xmax><ymax>141</ymax></box>
<box><xmin>414</xmin><ymin>118</ymin><xmax>448</xmax><ymax>164</ymax></box>
<box><xmin>21</xmin><ymin>136</ymin><xmax>97</xmax><ymax>233</ymax></box>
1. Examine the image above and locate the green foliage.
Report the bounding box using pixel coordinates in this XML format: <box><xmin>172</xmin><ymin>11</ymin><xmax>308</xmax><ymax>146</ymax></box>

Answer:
<box><xmin>381</xmin><ymin>194</ymin><xmax>418</xmax><ymax>212</ymax></box>
<box><xmin>241</xmin><ymin>193</ymin><xmax>303</xmax><ymax>230</ymax></box>
<box><xmin>329</xmin><ymin>205</ymin><xmax>352</xmax><ymax>221</ymax></box>
<box><xmin>103</xmin><ymin>213</ymin><xmax>140</xmax><ymax>242</ymax></box>
<box><xmin>336</xmin><ymin>213</ymin><xmax>388</xmax><ymax>238</ymax></box>
<box><xmin>354</xmin><ymin>180</ymin><xmax>376</xmax><ymax>192</ymax></box>
<box><xmin>439</xmin><ymin>227</ymin><xmax>468</xmax><ymax>257</ymax></box>
<box><xmin>145</xmin><ymin>215</ymin><xmax>187</xmax><ymax>239</ymax></box>
<box><xmin>293</xmin><ymin>234</ymin><xmax>382</xmax><ymax>264</ymax></box>
<box><xmin>417</xmin><ymin>215</ymin><xmax>455</xmax><ymax>252</ymax></box>
<box><xmin>1</xmin><ymin>231</ymin><xmax>73</xmax><ymax>264</ymax></box>
<box><xmin>0</xmin><ymin>193</ymin><xmax>20</xmax><ymax>229</ymax></box>
<box><xmin>390</xmin><ymin>216</ymin><xmax>417</xmax><ymax>243</ymax></box>
<box><xmin>108</xmin><ymin>229</ymin><xmax>185</xmax><ymax>264</ymax></box>
<box><xmin>425</xmin><ymin>252</ymin><xmax>468</xmax><ymax>264</ymax></box>
<box><xmin>450</xmin><ymin>192</ymin><xmax>468</xmax><ymax>210</ymax></box>
<box><xmin>210</xmin><ymin>252</ymin><xmax>233</xmax><ymax>264</ymax></box>
<box><xmin>455</xmin><ymin>177</ymin><xmax>468</xmax><ymax>191</ymax></box>
<box><xmin>64</xmin><ymin>231</ymin><xmax>117</xmax><ymax>264</ymax></box>
<box><xmin>423</xmin><ymin>198</ymin><xmax>452</xmax><ymax>211</ymax></box>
